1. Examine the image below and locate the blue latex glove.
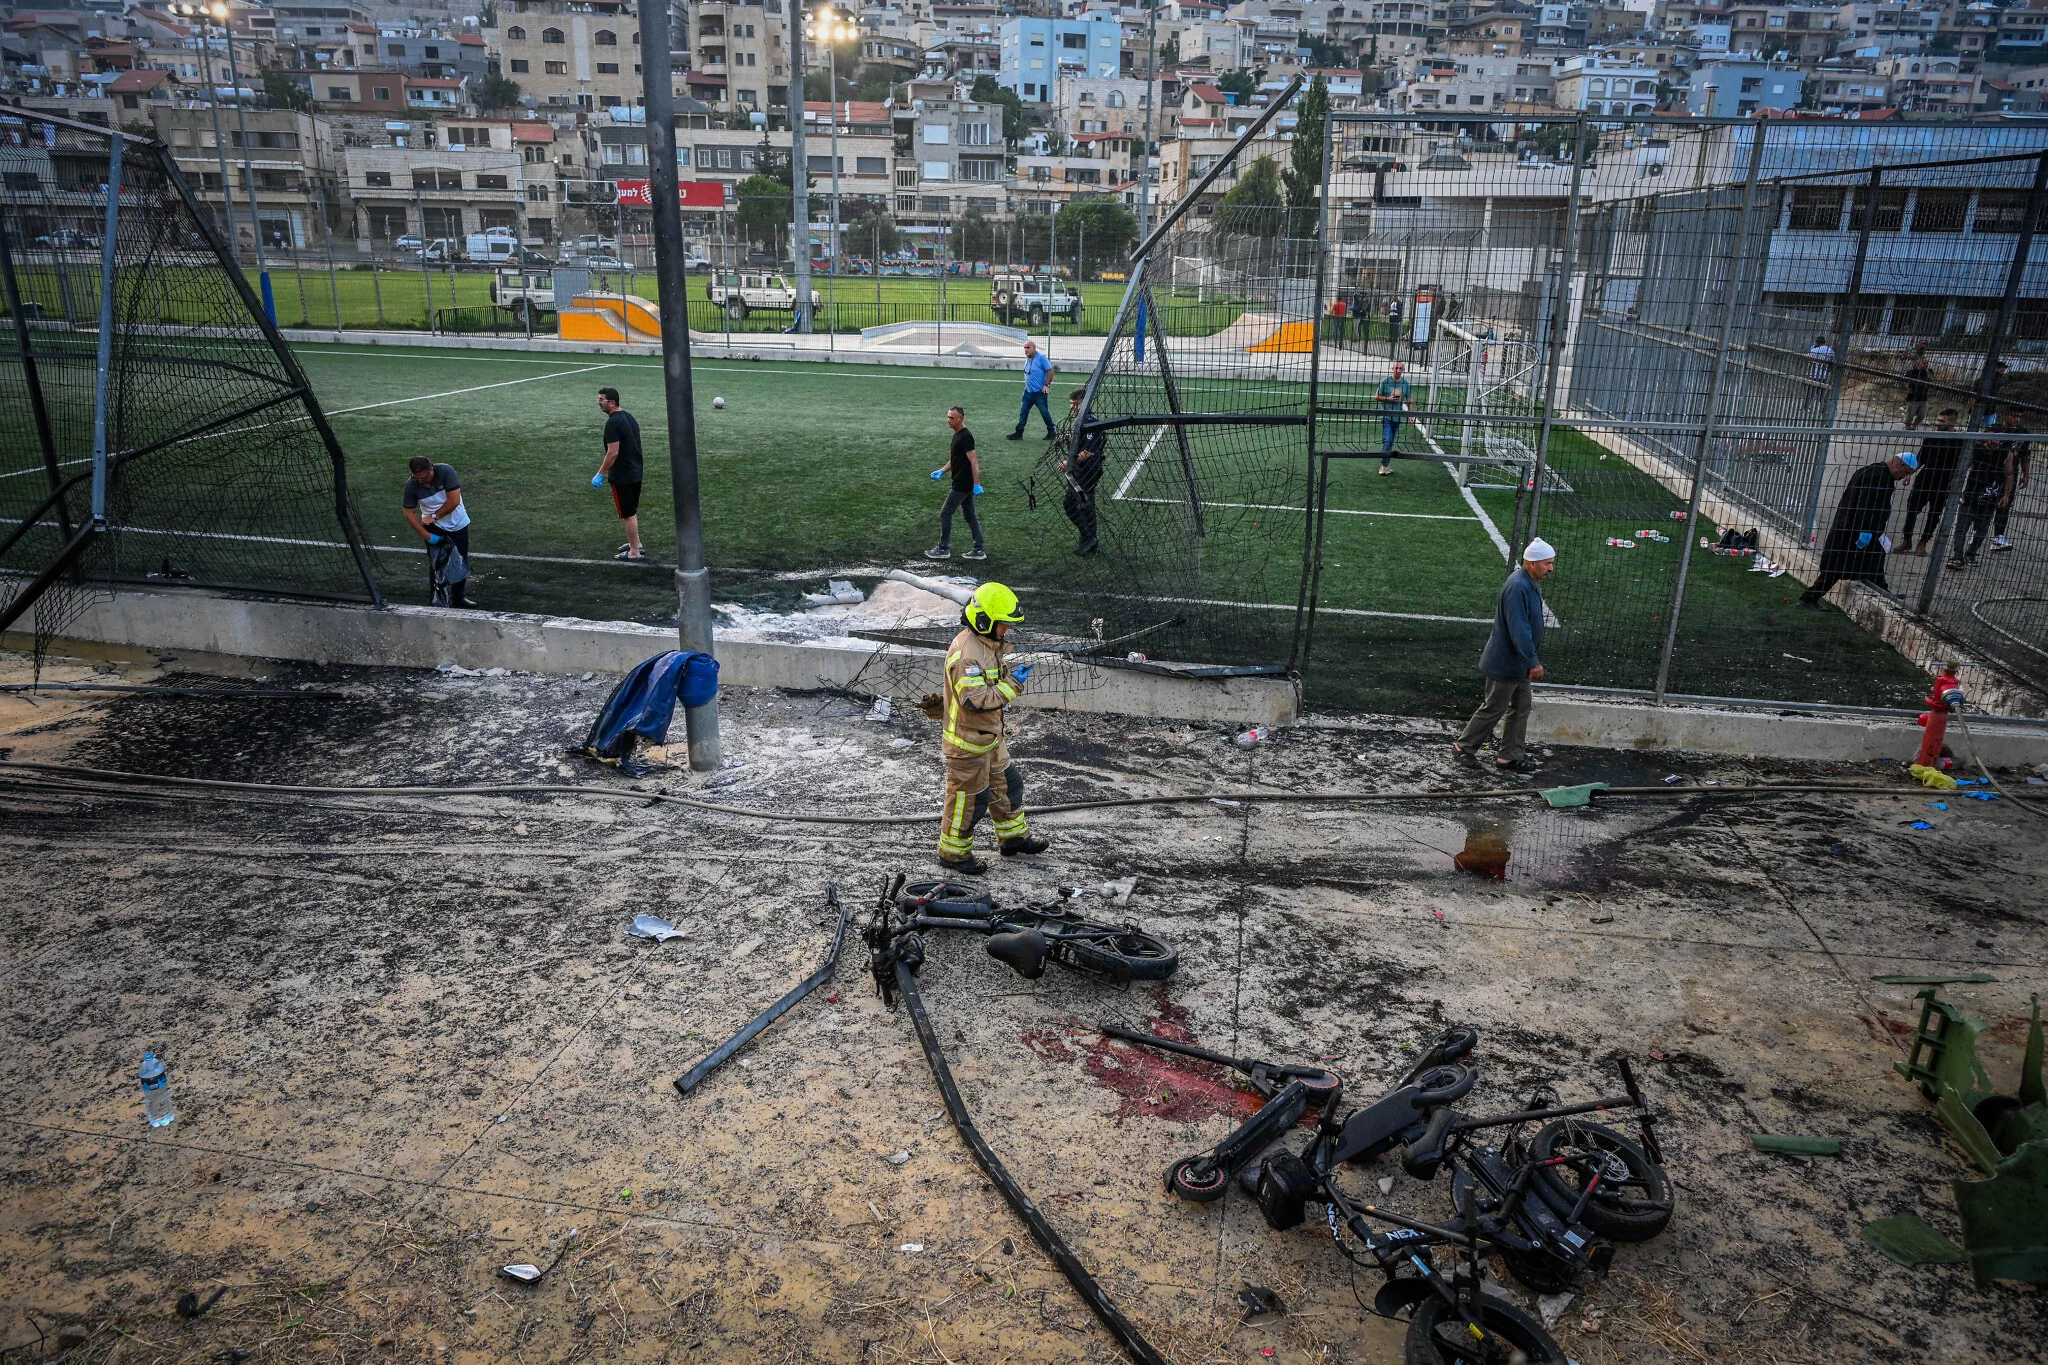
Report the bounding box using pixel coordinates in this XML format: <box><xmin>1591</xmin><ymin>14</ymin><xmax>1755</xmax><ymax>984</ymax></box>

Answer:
<box><xmin>427</xmin><ymin>533</ymin><xmax>443</xmax><ymax>545</ymax></box>
<box><xmin>973</xmin><ymin>483</ymin><xmax>984</xmax><ymax>496</ymax></box>
<box><xmin>1012</xmin><ymin>663</ymin><xmax>1033</xmax><ymax>685</ymax></box>
<box><xmin>591</xmin><ymin>472</ymin><xmax>606</xmax><ymax>489</ymax></box>
<box><xmin>1855</xmin><ymin>531</ymin><xmax>1873</xmax><ymax>549</ymax></box>
<box><xmin>931</xmin><ymin>468</ymin><xmax>946</xmax><ymax>480</ymax></box>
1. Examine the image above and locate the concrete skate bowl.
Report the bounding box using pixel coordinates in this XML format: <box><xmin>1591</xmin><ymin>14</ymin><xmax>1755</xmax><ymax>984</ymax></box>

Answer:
<box><xmin>859</xmin><ymin>320</ymin><xmax>1028</xmax><ymax>358</ymax></box>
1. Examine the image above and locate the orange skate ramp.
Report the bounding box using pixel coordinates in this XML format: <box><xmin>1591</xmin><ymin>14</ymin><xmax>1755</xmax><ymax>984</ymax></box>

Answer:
<box><xmin>558</xmin><ymin>292</ymin><xmax>662</xmax><ymax>344</ymax></box>
<box><xmin>1203</xmin><ymin>310</ymin><xmax>1311</xmax><ymax>353</ymax></box>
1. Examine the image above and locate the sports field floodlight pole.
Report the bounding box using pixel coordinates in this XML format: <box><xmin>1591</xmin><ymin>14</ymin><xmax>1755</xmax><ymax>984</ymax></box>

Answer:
<box><xmin>790</xmin><ymin>0</ymin><xmax>812</xmax><ymax>332</ymax></box>
<box><xmin>1136</xmin><ymin>0</ymin><xmax>1156</xmax><ymax>246</ymax></box>
<box><xmin>642</xmin><ymin>0</ymin><xmax>723</xmax><ymax>769</ymax></box>
<box><xmin>806</xmin><ymin>6</ymin><xmax>855</xmax><ymax>292</ymax></box>
<box><xmin>174</xmin><ymin>8</ymin><xmax>239</xmax><ymax>246</ymax></box>
<box><xmin>208</xmin><ymin>1</ymin><xmax>274</xmax><ymax>325</ymax></box>
<box><xmin>1917</xmin><ymin>147</ymin><xmax>2048</xmax><ymax>615</ymax></box>
<box><xmin>1650</xmin><ymin>117</ymin><xmax>1770</xmax><ymax>705</ymax></box>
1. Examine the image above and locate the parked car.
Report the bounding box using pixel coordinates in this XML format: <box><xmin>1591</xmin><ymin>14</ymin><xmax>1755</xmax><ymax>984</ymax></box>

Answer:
<box><xmin>705</xmin><ymin>271</ymin><xmax>821</xmax><ymax>321</ymax></box>
<box><xmin>683</xmin><ymin>253</ymin><xmax>711</xmax><ymax>269</ymax></box>
<box><xmin>575</xmin><ymin>254</ymin><xmax>630</xmax><ymax>270</ymax></box>
<box><xmin>492</xmin><ymin>268</ymin><xmax>557</xmax><ymax>321</ymax></box>
<box><xmin>394</xmin><ymin>233</ymin><xmax>424</xmax><ymax>251</ymax></box>
<box><xmin>991</xmin><ymin>274</ymin><xmax>1082</xmax><ymax>327</ymax></box>
<box><xmin>570</xmin><ymin>233</ymin><xmax>619</xmax><ymax>254</ymax></box>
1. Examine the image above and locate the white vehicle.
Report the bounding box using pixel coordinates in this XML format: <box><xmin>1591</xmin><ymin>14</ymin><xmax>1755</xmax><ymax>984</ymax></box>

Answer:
<box><xmin>483</xmin><ymin>225</ymin><xmax>519</xmax><ymax>240</ymax></box>
<box><xmin>419</xmin><ymin>237</ymin><xmax>459</xmax><ymax>262</ymax></box>
<box><xmin>991</xmin><ymin>274</ymin><xmax>1082</xmax><ymax>327</ymax></box>
<box><xmin>491</xmin><ymin>268</ymin><xmax>557</xmax><ymax>321</ymax></box>
<box><xmin>570</xmin><ymin>233</ymin><xmax>618</xmax><ymax>254</ymax></box>
<box><xmin>705</xmin><ymin>270</ymin><xmax>821</xmax><ymax>322</ymax></box>
<box><xmin>465</xmin><ymin>233</ymin><xmax>520</xmax><ymax>264</ymax></box>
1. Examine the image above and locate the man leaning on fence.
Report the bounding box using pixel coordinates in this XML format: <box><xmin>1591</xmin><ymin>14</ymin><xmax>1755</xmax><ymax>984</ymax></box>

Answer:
<box><xmin>1452</xmin><ymin>538</ymin><xmax>1555</xmax><ymax>774</ymax></box>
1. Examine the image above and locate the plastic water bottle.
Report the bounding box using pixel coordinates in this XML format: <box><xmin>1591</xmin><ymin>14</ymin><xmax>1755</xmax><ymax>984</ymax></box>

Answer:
<box><xmin>139</xmin><ymin>1052</ymin><xmax>175</xmax><ymax>1128</ymax></box>
<box><xmin>1234</xmin><ymin>727</ymin><xmax>1271</xmax><ymax>749</ymax></box>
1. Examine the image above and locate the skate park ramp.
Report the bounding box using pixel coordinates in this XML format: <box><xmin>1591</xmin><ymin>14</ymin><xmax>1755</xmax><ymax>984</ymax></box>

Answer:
<box><xmin>860</xmin><ymin>319</ymin><xmax>1027</xmax><ymax>357</ymax></box>
<box><xmin>1217</xmin><ymin>311</ymin><xmax>1310</xmax><ymax>354</ymax></box>
<box><xmin>559</xmin><ymin>292</ymin><xmax>663</xmax><ymax>344</ymax></box>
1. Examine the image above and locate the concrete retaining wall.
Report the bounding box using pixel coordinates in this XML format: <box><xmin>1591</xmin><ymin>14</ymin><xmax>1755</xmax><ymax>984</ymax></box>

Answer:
<box><xmin>17</xmin><ymin>585</ymin><xmax>1298</xmax><ymax>728</ymax></box>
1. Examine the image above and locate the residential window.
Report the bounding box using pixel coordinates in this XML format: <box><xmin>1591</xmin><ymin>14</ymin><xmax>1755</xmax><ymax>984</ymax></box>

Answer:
<box><xmin>329</xmin><ymin>86</ymin><xmax>352</xmax><ymax>100</ymax></box>
<box><xmin>374</xmin><ymin>85</ymin><xmax>392</xmax><ymax>99</ymax></box>
<box><xmin>1912</xmin><ymin>189</ymin><xmax>1969</xmax><ymax>234</ymax></box>
<box><xmin>411</xmin><ymin>169</ymin><xmax>441</xmax><ymax>188</ymax></box>
<box><xmin>507</xmin><ymin>26</ymin><xmax>526</xmax><ymax>39</ymax></box>
<box><xmin>597</xmin><ymin>62</ymin><xmax>619</xmax><ymax>72</ymax></box>
<box><xmin>477</xmin><ymin>174</ymin><xmax>509</xmax><ymax>189</ymax></box>
<box><xmin>856</xmin><ymin>155</ymin><xmax>886</xmax><ymax>174</ymax></box>
<box><xmin>1848</xmin><ymin>186</ymin><xmax>1908</xmax><ymax>232</ymax></box>
<box><xmin>596</xmin><ymin>28</ymin><xmax>617</xmax><ymax>44</ymax></box>
<box><xmin>364</xmin><ymin>170</ymin><xmax>392</xmax><ymax>186</ymax></box>
<box><xmin>1973</xmin><ymin>190</ymin><xmax>2033</xmax><ymax>234</ymax></box>
<box><xmin>543</xmin><ymin>27</ymin><xmax>565</xmax><ymax>43</ymax></box>
<box><xmin>425</xmin><ymin>45</ymin><xmax>440</xmax><ymax>58</ymax></box>
<box><xmin>738</xmin><ymin>88</ymin><xmax>757</xmax><ymax>103</ymax></box>
<box><xmin>545</xmin><ymin>60</ymin><xmax>568</xmax><ymax>74</ymax></box>
<box><xmin>388</xmin><ymin>43</ymin><xmax>406</xmax><ymax>55</ymax></box>
<box><xmin>526</xmin><ymin>184</ymin><xmax>551</xmax><ymax>202</ymax></box>
<box><xmin>922</xmin><ymin>195</ymin><xmax>950</xmax><ymax>212</ymax></box>
<box><xmin>1786</xmin><ymin>186</ymin><xmax>1844</xmax><ymax>231</ymax></box>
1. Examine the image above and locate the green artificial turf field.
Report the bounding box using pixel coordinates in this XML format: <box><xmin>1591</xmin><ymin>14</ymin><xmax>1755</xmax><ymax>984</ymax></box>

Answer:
<box><xmin>288</xmin><ymin>342</ymin><xmax>1927</xmax><ymax>715</ymax></box>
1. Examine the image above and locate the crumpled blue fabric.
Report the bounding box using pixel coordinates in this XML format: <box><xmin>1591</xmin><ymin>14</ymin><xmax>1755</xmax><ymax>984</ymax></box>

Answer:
<box><xmin>582</xmin><ymin>650</ymin><xmax>719</xmax><ymax>759</ymax></box>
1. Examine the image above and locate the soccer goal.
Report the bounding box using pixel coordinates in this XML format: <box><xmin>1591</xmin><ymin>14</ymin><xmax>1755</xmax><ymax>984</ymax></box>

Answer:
<box><xmin>1</xmin><ymin>104</ymin><xmax>380</xmax><ymax>662</ymax></box>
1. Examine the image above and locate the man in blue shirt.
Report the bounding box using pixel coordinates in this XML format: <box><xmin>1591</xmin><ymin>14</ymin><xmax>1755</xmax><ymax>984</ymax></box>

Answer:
<box><xmin>1376</xmin><ymin>363</ymin><xmax>1412</xmax><ymax>475</ymax></box>
<box><xmin>1452</xmin><ymin>538</ymin><xmax>1555</xmax><ymax>772</ymax></box>
<box><xmin>1007</xmin><ymin>340</ymin><xmax>1058</xmax><ymax>441</ymax></box>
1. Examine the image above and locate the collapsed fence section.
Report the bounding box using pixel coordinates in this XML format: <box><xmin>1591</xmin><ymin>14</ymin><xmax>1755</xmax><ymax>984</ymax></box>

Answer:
<box><xmin>0</xmin><ymin>105</ymin><xmax>381</xmax><ymax>659</ymax></box>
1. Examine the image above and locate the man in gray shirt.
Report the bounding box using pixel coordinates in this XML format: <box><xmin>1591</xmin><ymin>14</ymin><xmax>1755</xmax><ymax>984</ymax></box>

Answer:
<box><xmin>1452</xmin><ymin>538</ymin><xmax>1555</xmax><ymax>772</ymax></box>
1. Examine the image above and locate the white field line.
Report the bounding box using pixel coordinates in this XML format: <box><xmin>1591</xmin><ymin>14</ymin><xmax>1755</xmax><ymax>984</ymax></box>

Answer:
<box><xmin>0</xmin><ymin>519</ymin><xmax>666</xmax><ymax>569</ymax></box>
<box><xmin>1119</xmin><ymin>495</ymin><xmax>1473</xmax><ymax>521</ymax></box>
<box><xmin>0</xmin><ymin>362</ymin><xmax>620</xmax><ymax>483</ymax></box>
<box><xmin>1413</xmin><ymin>416</ymin><xmax>1560</xmax><ymax>627</ymax></box>
<box><xmin>1112</xmin><ymin>423</ymin><xmax>1169</xmax><ymax>501</ymax></box>
<box><xmin>327</xmin><ymin>362</ymin><xmax>616</xmax><ymax>415</ymax></box>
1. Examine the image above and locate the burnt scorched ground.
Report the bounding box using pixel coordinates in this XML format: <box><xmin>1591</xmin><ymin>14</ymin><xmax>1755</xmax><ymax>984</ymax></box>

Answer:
<box><xmin>1</xmin><ymin>648</ymin><xmax>2045</xmax><ymax>1364</ymax></box>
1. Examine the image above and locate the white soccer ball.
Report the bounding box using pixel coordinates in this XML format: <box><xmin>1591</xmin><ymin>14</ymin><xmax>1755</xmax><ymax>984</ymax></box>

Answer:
<box><xmin>712</xmin><ymin>396</ymin><xmax>726</xmax><ymax>409</ymax></box>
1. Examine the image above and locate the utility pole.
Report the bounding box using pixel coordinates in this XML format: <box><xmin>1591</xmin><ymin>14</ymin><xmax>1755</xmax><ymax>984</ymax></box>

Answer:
<box><xmin>642</xmin><ymin>0</ymin><xmax>722</xmax><ymax>768</ymax></box>
<box><xmin>790</xmin><ymin>0</ymin><xmax>811</xmax><ymax>330</ymax></box>
<box><xmin>212</xmin><ymin>2</ymin><xmax>273</xmax><ymax>323</ymax></box>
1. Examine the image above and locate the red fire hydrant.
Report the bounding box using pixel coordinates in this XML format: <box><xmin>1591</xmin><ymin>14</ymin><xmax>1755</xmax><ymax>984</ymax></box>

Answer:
<box><xmin>1913</xmin><ymin>667</ymin><xmax>1965</xmax><ymax>770</ymax></box>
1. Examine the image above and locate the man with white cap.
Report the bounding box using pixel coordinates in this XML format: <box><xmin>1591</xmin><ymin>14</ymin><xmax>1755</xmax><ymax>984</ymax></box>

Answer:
<box><xmin>1800</xmin><ymin>451</ymin><xmax>1916</xmax><ymax>608</ymax></box>
<box><xmin>1452</xmin><ymin>538</ymin><xmax>1556</xmax><ymax>772</ymax></box>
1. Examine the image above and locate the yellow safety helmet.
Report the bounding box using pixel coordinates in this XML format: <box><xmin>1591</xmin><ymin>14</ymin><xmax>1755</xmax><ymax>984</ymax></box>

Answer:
<box><xmin>964</xmin><ymin>581</ymin><xmax>1025</xmax><ymax>636</ymax></box>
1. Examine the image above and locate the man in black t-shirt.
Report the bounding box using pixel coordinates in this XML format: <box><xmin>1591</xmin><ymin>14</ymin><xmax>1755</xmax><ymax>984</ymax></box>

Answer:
<box><xmin>594</xmin><ymin>386</ymin><xmax>645</xmax><ymax>560</ymax></box>
<box><xmin>1058</xmin><ymin>388</ymin><xmax>1105</xmax><ymax>554</ymax></box>
<box><xmin>927</xmin><ymin>405</ymin><xmax>985</xmax><ymax>561</ymax></box>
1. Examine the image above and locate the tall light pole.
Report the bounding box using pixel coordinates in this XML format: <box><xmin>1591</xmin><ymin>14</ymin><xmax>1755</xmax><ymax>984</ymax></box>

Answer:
<box><xmin>789</xmin><ymin>0</ymin><xmax>810</xmax><ymax>330</ymax></box>
<box><xmin>641</xmin><ymin>0</ymin><xmax>722</xmax><ymax>768</ymax></box>
<box><xmin>176</xmin><ymin>2</ymin><xmax>274</xmax><ymax>321</ymax></box>
<box><xmin>1137</xmin><ymin>0</ymin><xmax>1156</xmax><ymax>243</ymax></box>
<box><xmin>176</xmin><ymin>7</ymin><xmax>238</xmax><ymax>245</ymax></box>
<box><xmin>806</xmin><ymin>5</ymin><xmax>857</xmax><ymax>277</ymax></box>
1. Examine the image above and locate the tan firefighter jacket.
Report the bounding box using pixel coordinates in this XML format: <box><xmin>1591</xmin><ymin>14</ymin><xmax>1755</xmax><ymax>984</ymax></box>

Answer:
<box><xmin>942</xmin><ymin>626</ymin><xmax>1020</xmax><ymax>755</ymax></box>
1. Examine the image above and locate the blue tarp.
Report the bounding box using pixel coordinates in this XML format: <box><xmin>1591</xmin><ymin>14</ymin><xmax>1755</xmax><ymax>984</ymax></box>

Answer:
<box><xmin>581</xmin><ymin>650</ymin><xmax>719</xmax><ymax>760</ymax></box>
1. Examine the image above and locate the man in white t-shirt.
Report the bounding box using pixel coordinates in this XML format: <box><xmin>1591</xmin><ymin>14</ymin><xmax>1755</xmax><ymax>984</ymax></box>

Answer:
<box><xmin>402</xmin><ymin>456</ymin><xmax>473</xmax><ymax>606</ymax></box>
<box><xmin>1807</xmin><ymin>334</ymin><xmax>1835</xmax><ymax>409</ymax></box>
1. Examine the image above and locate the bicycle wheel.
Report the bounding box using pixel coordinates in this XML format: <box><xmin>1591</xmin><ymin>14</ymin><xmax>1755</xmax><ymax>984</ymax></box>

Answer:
<box><xmin>1060</xmin><ymin>926</ymin><xmax>1179</xmax><ymax>981</ymax></box>
<box><xmin>1498</xmin><ymin>1247</ymin><xmax>1576</xmax><ymax>1295</ymax></box>
<box><xmin>1528</xmin><ymin>1119</ymin><xmax>1673</xmax><ymax>1242</ymax></box>
<box><xmin>1404</xmin><ymin>1295</ymin><xmax>1566</xmax><ymax>1365</ymax></box>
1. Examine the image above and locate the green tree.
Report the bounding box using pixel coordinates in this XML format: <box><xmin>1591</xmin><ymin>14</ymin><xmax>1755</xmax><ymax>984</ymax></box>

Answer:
<box><xmin>843</xmin><ymin>200</ymin><xmax>902</xmax><ymax>255</ymax></box>
<box><xmin>474</xmin><ymin>73</ymin><xmax>521</xmax><ymax>111</ymax></box>
<box><xmin>970</xmin><ymin>73</ymin><xmax>1028</xmax><ymax>143</ymax></box>
<box><xmin>954</xmin><ymin>207</ymin><xmax>996</xmax><ymax>261</ymax></box>
<box><xmin>855</xmin><ymin>62</ymin><xmax>897</xmax><ymax>102</ymax></box>
<box><xmin>1214</xmin><ymin>153</ymin><xmax>1282</xmax><ymax>238</ymax></box>
<box><xmin>1282</xmin><ymin>72</ymin><xmax>1327</xmax><ymax>212</ymax></box>
<box><xmin>262</xmin><ymin>70</ymin><xmax>310</xmax><ymax>111</ymax></box>
<box><xmin>1300</xmin><ymin>31</ymin><xmax>1347</xmax><ymax>67</ymax></box>
<box><xmin>1054</xmin><ymin>197</ymin><xmax>1138</xmax><ymax>277</ymax></box>
<box><xmin>1216</xmin><ymin>69</ymin><xmax>1259</xmax><ymax>102</ymax></box>
<box><xmin>734</xmin><ymin>172</ymin><xmax>791</xmax><ymax>247</ymax></box>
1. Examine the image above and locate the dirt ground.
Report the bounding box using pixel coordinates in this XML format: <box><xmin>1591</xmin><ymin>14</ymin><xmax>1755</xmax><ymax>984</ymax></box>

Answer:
<box><xmin>2</xmin><ymin>643</ymin><xmax>2044</xmax><ymax>1365</ymax></box>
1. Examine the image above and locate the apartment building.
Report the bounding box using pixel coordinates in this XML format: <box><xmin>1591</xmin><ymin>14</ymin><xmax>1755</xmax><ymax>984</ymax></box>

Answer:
<box><xmin>1396</xmin><ymin>56</ymin><xmax>1511</xmax><ymax>113</ymax></box>
<box><xmin>1052</xmin><ymin>72</ymin><xmax>1154</xmax><ymax>146</ymax></box>
<box><xmin>1556</xmin><ymin>54</ymin><xmax>1666</xmax><ymax>111</ymax></box>
<box><xmin>491</xmin><ymin>0</ymin><xmax>642</xmax><ymax>112</ymax></box>
<box><xmin>1445</xmin><ymin>10</ymin><xmax>1529</xmax><ymax>55</ymax></box>
<box><xmin>1686</xmin><ymin>56</ymin><xmax>1805</xmax><ymax>112</ymax></box>
<box><xmin>1175</xmin><ymin>17</ymin><xmax>1259</xmax><ymax>70</ymax></box>
<box><xmin>1877</xmin><ymin>50</ymin><xmax>1989</xmax><ymax>108</ymax></box>
<box><xmin>893</xmin><ymin>85</ymin><xmax>1006</xmax><ymax>225</ymax></box>
<box><xmin>342</xmin><ymin>120</ymin><xmax>548</xmax><ymax>243</ymax></box>
<box><xmin>1157</xmin><ymin>129</ymin><xmax>1289</xmax><ymax>214</ymax></box>
<box><xmin>999</xmin><ymin>13</ymin><xmax>1124</xmax><ymax>102</ymax></box>
<box><xmin>686</xmin><ymin>0</ymin><xmax>790</xmax><ymax>114</ymax></box>
<box><xmin>307</xmin><ymin>66</ymin><xmax>410</xmax><ymax>112</ymax></box>
<box><xmin>149</xmin><ymin>103</ymin><xmax>341</xmax><ymax>249</ymax></box>
<box><xmin>1812</xmin><ymin>62</ymin><xmax>1891</xmax><ymax>108</ymax></box>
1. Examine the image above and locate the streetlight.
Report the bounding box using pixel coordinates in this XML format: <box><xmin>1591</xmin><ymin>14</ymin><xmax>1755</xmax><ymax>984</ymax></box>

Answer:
<box><xmin>172</xmin><ymin>3</ymin><xmax>237</xmax><ymax>249</ymax></box>
<box><xmin>804</xmin><ymin>5</ymin><xmax>857</xmax><ymax>281</ymax></box>
<box><xmin>172</xmin><ymin>1</ymin><xmax>272</xmax><ymax>322</ymax></box>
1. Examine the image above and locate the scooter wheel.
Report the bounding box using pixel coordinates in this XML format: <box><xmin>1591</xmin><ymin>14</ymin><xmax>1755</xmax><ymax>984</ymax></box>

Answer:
<box><xmin>1297</xmin><ymin>1070</ymin><xmax>1344</xmax><ymax>1107</ymax></box>
<box><xmin>1166</xmin><ymin>1156</ymin><xmax>1229</xmax><ymax>1203</ymax></box>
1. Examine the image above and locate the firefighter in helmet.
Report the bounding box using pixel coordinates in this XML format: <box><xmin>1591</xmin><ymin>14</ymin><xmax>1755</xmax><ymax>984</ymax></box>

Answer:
<box><xmin>937</xmin><ymin>582</ymin><xmax>1049</xmax><ymax>873</ymax></box>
